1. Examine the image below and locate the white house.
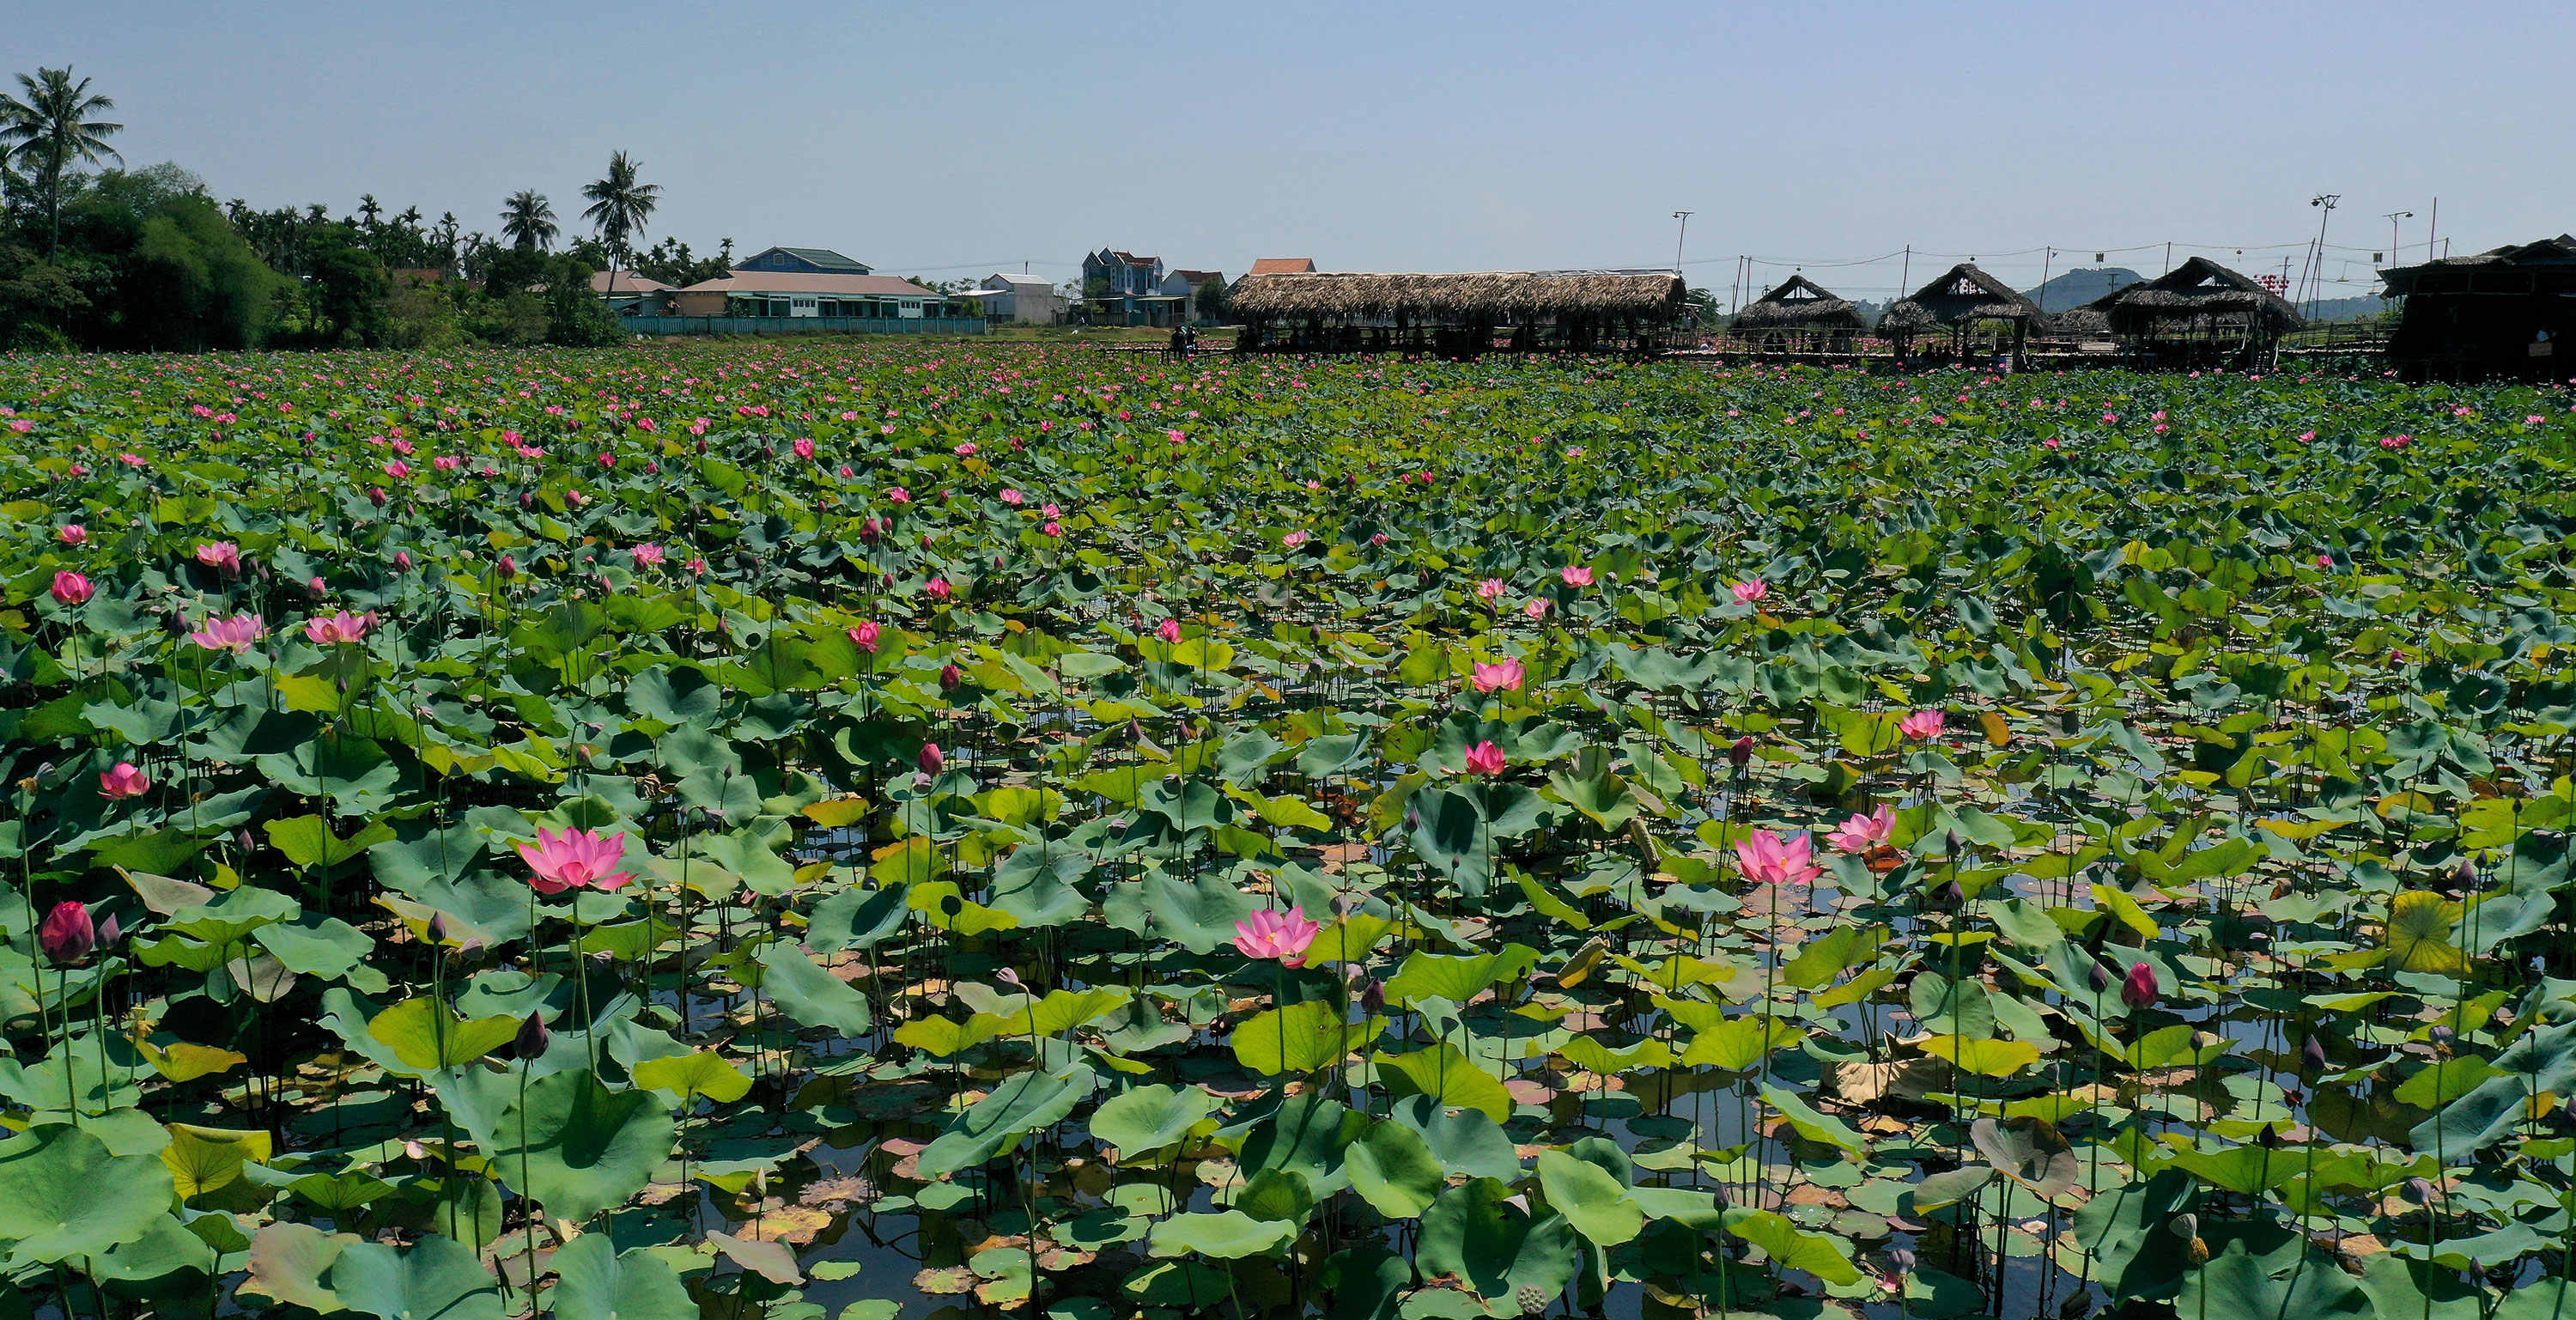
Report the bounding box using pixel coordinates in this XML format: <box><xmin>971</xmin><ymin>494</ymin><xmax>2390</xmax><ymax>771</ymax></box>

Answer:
<box><xmin>1158</xmin><ymin>269</ymin><xmax>1224</xmax><ymax>323</ymax></box>
<box><xmin>975</xmin><ymin>273</ymin><xmax>1065</xmax><ymax>325</ymax></box>
<box><xmin>670</xmin><ymin>271</ymin><xmax>957</xmax><ymax>319</ymax></box>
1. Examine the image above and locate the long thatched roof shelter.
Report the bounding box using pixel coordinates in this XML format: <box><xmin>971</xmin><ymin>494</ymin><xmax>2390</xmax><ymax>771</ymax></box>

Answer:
<box><xmin>2087</xmin><ymin>257</ymin><xmax>2303</xmax><ymax>338</ymax></box>
<box><xmin>1227</xmin><ymin>270</ymin><xmax>1687</xmax><ymax>356</ymax></box>
<box><xmin>1227</xmin><ymin>270</ymin><xmax>1685</xmax><ymax>322</ymax></box>
<box><xmin>1879</xmin><ymin>264</ymin><xmax>2041</xmax><ymax>332</ymax></box>
<box><xmin>1731</xmin><ymin>275</ymin><xmax>1868</xmax><ymax>331</ymax></box>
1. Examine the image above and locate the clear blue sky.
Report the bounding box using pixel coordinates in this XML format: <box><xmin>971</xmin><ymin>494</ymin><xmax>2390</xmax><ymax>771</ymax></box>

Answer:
<box><xmin>20</xmin><ymin>2</ymin><xmax>2569</xmax><ymax>302</ymax></box>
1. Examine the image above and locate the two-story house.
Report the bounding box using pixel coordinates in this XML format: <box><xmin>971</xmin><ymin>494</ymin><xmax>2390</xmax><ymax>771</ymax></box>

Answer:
<box><xmin>1082</xmin><ymin>248</ymin><xmax>1183</xmax><ymax>325</ymax></box>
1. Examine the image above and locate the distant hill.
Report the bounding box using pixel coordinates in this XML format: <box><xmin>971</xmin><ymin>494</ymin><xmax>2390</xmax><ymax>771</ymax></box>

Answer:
<box><xmin>2026</xmin><ymin>267</ymin><xmax>2142</xmax><ymax>313</ymax></box>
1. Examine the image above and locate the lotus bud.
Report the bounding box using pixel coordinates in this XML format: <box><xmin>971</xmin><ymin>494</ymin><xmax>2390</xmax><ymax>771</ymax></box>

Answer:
<box><xmin>369</xmin><ymin>486</ymin><xmax>388</xmax><ymax>507</ymax></box>
<box><xmin>996</xmin><ymin>967</ymin><xmax>1024</xmax><ymax>990</ymax></box>
<box><xmin>95</xmin><ymin>914</ymin><xmax>120</xmax><ymax>948</ymax></box>
<box><xmin>520</xmin><ymin>491</ymin><xmax>535</xmax><ymax>508</ymax></box>
<box><xmin>2304</xmin><ymin>1036</ymin><xmax>2327</xmax><ymax>1070</ymax></box>
<box><xmin>515</xmin><ymin>1011</ymin><xmax>550</xmax><ymax>1057</ymax></box>
<box><xmin>38</xmin><ymin>901</ymin><xmax>94</xmax><ymax>965</ymax></box>
<box><xmin>2404</xmin><ymin>1176</ymin><xmax>2440</xmax><ymax>1204</ymax></box>
<box><xmin>1890</xmin><ymin>1249</ymin><xmax>1916</xmax><ymax>1275</ymax></box>
<box><xmin>2089</xmin><ymin>959</ymin><xmax>2113</xmax><ymax>992</ymax></box>
<box><xmin>940</xmin><ymin>662</ymin><xmax>963</xmax><ymax>690</ymax></box>
<box><xmin>917</xmin><ymin>743</ymin><xmax>945</xmax><ymax>776</ymax></box>
<box><xmin>497</xmin><ymin>555</ymin><xmax>518</xmax><ymax>579</ymax></box>
<box><xmin>1728</xmin><ymin>736</ymin><xmax>1754</xmax><ymax>769</ymax></box>
<box><xmin>1358</xmin><ymin>977</ymin><xmax>1387</xmax><ymax>1016</ymax></box>
<box><xmin>395</xmin><ymin>551</ymin><xmax>413</xmax><ymax>570</ymax></box>
<box><xmin>2166</xmin><ymin>1213</ymin><xmax>2198</xmax><ymax>1242</ymax></box>
<box><xmin>2120</xmin><ymin>961</ymin><xmax>2158</xmax><ymax>1009</ymax></box>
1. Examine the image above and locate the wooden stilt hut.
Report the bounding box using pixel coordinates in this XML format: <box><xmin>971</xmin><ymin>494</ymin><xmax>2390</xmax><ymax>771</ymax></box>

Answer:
<box><xmin>1729</xmin><ymin>275</ymin><xmax>1868</xmax><ymax>354</ymax></box>
<box><xmin>1879</xmin><ymin>264</ymin><xmax>2042</xmax><ymax>368</ymax></box>
<box><xmin>1225</xmin><ymin>271</ymin><xmax>1686</xmax><ymax>356</ymax></box>
<box><xmin>2086</xmin><ymin>257</ymin><xmax>2303</xmax><ymax>371</ymax></box>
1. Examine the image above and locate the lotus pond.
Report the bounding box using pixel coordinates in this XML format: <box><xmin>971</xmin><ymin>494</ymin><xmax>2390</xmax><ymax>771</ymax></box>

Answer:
<box><xmin>4</xmin><ymin>344</ymin><xmax>2576</xmax><ymax>1320</ymax></box>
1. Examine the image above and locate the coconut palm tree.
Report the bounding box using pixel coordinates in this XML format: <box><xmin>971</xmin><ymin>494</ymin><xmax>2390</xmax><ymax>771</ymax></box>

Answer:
<box><xmin>580</xmin><ymin>150</ymin><xmax>660</xmax><ymax>272</ymax></box>
<box><xmin>500</xmin><ymin>191</ymin><xmax>557</xmax><ymax>252</ymax></box>
<box><xmin>0</xmin><ymin>66</ymin><xmax>124</xmax><ymax>254</ymax></box>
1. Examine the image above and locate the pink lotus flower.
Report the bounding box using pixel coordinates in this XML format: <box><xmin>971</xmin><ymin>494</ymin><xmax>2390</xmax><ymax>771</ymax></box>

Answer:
<box><xmin>196</xmin><ymin>542</ymin><xmax>240</xmax><ymax>575</ymax></box>
<box><xmin>1560</xmin><ymin>565</ymin><xmax>1595</xmax><ymax>587</ymax></box>
<box><xmin>954</xmin><ymin>442</ymin><xmax>979</xmax><ymax>456</ymax></box>
<box><xmin>302</xmin><ymin>611</ymin><xmax>375</xmax><ymax>645</ymax></box>
<box><xmin>38</xmin><ymin>902</ymin><xmax>94</xmax><ymax>965</ymax></box>
<box><xmin>57</xmin><ymin>525</ymin><xmax>86</xmax><ymax>545</ymax></box>
<box><xmin>927</xmin><ymin>577</ymin><xmax>953</xmax><ymax>602</ymax></box>
<box><xmin>887</xmin><ymin>487</ymin><xmax>912</xmax><ymax>503</ymax></box>
<box><xmin>918</xmin><ymin>743</ymin><xmax>945</xmax><ymax>775</ymax></box>
<box><xmin>848</xmin><ymin>621</ymin><xmax>882</xmax><ymax>652</ymax></box>
<box><xmin>1042</xmin><ymin>520</ymin><xmax>1063</xmax><ymax>537</ymax></box>
<box><xmin>1826</xmin><ymin>806</ymin><xmax>1895</xmax><ymax>853</ymax></box>
<box><xmin>1284</xmin><ymin>529</ymin><xmax>1311</xmax><ymax>548</ymax></box>
<box><xmin>999</xmin><ymin>488</ymin><xmax>1024</xmax><ymax>505</ymax></box>
<box><xmin>384</xmin><ymin>459</ymin><xmax>411</xmax><ymax>479</ymax></box>
<box><xmin>1523</xmin><ymin>598</ymin><xmax>1550</xmax><ymax>619</ymax></box>
<box><xmin>1730</xmin><ymin>578</ymin><xmax>1768</xmax><ymax>603</ymax></box>
<box><xmin>99</xmin><ymin>762</ymin><xmax>149</xmax><ymax>800</ymax></box>
<box><xmin>1899</xmin><ymin>709</ymin><xmax>1947</xmax><ymax>740</ymax></box>
<box><xmin>2120</xmin><ymin>961</ymin><xmax>2158</xmax><ymax>1010</ymax></box>
<box><xmin>190</xmin><ymin>612</ymin><xmax>268</xmax><ymax>653</ymax></box>
<box><xmin>1475</xmin><ymin>578</ymin><xmax>1506</xmax><ymax>602</ymax></box>
<box><xmin>633</xmin><ymin>543</ymin><xmax>665</xmax><ymax>568</ymax></box>
<box><xmin>50</xmin><ymin>571</ymin><xmax>92</xmax><ymax>605</ymax></box>
<box><xmin>1464</xmin><ymin>740</ymin><xmax>1508</xmax><ymax>776</ymax></box>
<box><xmin>1042</xmin><ymin>502</ymin><xmax>1061</xmax><ymax>517</ymax></box>
<box><xmin>1231</xmin><ymin>906</ymin><xmax>1320</xmax><ymax>966</ymax></box>
<box><xmin>793</xmin><ymin>438</ymin><xmax>816</xmax><ymax>460</ymax></box>
<box><xmin>1735</xmin><ymin>829</ymin><xmax>1822</xmax><ymax>888</ymax></box>
<box><xmin>1471</xmin><ymin>658</ymin><xmax>1525</xmax><ymax>693</ymax></box>
<box><xmin>515</xmin><ymin>827</ymin><xmax>635</xmax><ymax>896</ymax></box>
<box><xmin>1157</xmin><ymin>618</ymin><xmax>1182</xmax><ymax>643</ymax></box>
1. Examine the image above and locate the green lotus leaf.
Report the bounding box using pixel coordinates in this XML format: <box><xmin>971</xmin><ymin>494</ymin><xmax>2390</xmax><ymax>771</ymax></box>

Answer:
<box><xmin>1089</xmin><ymin>1083</ymin><xmax>1216</xmax><ymax>1155</ymax></box>
<box><xmin>486</xmin><ymin>1071</ymin><xmax>677</xmax><ymax>1223</ymax></box>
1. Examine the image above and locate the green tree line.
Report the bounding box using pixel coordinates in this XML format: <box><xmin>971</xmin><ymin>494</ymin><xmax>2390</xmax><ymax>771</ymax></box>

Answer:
<box><xmin>0</xmin><ymin>64</ymin><xmax>727</xmax><ymax>352</ymax></box>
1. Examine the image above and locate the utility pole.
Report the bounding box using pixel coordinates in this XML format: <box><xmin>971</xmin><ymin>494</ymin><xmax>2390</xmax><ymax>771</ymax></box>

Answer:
<box><xmin>2427</xmin><ymin>198</ymin><xmax>2438</xmax><ymax>262</ymax></box>
<box><xmin>2382</xmin><ymin>212</ymin><xmax>2412</xmax><ymax>266</ymax></box>
<box><xmin>2037</xmin><ymin>247</ymin><xmax>2054</xmax><ymax>313</ymax></box>
<box><xmin>1671</xmin><ymin>211</ymin><xmax>1692</xmax><ymax>275</ymax></box>
<box><xmin>2306</xmin><ymin>194</ymin><xmax>2340</xmax><ymax>319</ymax></box>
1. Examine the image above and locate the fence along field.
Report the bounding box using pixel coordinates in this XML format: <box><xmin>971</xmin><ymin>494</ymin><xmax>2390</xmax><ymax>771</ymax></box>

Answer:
<box><xmin>3</xmin><ymin>340</ymin><xmax>2575</xmax><ymax>1320</ymax></box>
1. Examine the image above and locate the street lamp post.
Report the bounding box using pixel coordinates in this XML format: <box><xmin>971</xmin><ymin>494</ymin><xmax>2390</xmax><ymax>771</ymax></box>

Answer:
<box><xmin>1671</xmin><ymin>212</ymin><xmax>1692</xmax><ymax>275</ymax></box>
<box><xmin>2306</xmin><ymin>194</ymin><xmax>2340</xmax><ymax>319</ymax></box>
<box><xmin>2383</xmin><ymin>211</ymin><xmax>2412</xmax><ymax>267</ymax></box>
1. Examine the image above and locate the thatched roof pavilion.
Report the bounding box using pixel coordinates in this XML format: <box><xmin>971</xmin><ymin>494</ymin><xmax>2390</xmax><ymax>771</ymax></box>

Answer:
<box><xmin>1879</xmin><ymin>264</ymin><xmax>2041</xmax><ymax>332</ymax></box>
<box><xmin>2379</xmin><ymin>234</ymin><xmax>2576</xmax><ymax>382</ymax></box>
<box><xmin>1227</xmin><ymin>271</ymin><xmax>1686</xmax><ymax>356</ymax></box>
<box><xmin>2087</xmin><ymin>257</ymin><xmax>2303</xmax><ymax>338</ymax></box>
<box><xmin>1732</xmin><ymin>275</ymin><xmax>1868</xmax><ymax>331</ymax></box>
<box><xmin>1879</xmin><ymin>263</ymin><xmax>2041</xmax><ymax>365</ymax></box>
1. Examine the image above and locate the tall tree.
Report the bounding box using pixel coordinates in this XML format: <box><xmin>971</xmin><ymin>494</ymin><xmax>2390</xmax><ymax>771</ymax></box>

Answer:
<box><xmin>0</xmin><ymin>66</ymin><xmax>123</xmax><ymax>254</ymax></box>
<box><xmin>499</xmin><ymin>191</ymin><xmax>556</xmax><ymax>252</ymax></box>
<box><xmin>580</xmin><ymin>150</ymin><xmax>659</xmax><ymax>273</ymax></box>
